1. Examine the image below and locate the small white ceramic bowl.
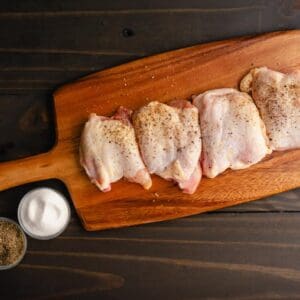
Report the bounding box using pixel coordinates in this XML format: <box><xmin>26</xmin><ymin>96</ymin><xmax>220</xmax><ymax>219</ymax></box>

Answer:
<box><xmin>17</xmin><ymin>188</ymin><xmax>71</xmax><ymax>240</ymax></box>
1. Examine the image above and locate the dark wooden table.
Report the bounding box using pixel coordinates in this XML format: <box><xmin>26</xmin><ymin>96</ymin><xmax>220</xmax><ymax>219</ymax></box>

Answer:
<box><xmin>1</xmin><ymin>1</ymin><xmax>300</xmax><ymax>299</ymax></box>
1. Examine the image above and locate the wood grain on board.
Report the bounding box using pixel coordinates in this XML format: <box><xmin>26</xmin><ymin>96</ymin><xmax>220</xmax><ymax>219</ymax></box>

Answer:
<box><xmin>1</xmin><ymin>30</ymin><xmax>300</xmax><ymax>231</ymax></box>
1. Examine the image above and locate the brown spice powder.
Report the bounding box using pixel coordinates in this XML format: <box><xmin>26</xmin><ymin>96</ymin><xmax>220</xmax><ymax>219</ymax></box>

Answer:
<box><xmin>0</xmin><ymin>220</ymin><xmax>25</xmax><ymax>266</ymax></box>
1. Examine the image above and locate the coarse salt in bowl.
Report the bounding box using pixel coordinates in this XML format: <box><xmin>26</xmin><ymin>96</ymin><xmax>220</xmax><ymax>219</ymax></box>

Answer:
<box><xmin>18</xmin><ymin>188</ymin><xmax>71</xmax><ymax>240</ymax></box>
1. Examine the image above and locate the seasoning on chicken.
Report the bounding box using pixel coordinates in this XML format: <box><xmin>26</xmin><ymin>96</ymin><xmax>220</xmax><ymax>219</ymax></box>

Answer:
<box><xmin>193</xmin><ymin>88</ymin><xmax>271</xmax><ymax>178</ymax></box>
<box><xmin>133</xmin><ymin>100</ymin><xmax>202</xmax><ymax>194</ymax></box>
<box><xmin>80</xmin><ymin>107</ymin><xmax>152</xmax><ymax>192</ymax></box>
<box><xmin>240</xmin><ymin>67</ymin><xmax>300</xmax><ymax>151</ymax></box>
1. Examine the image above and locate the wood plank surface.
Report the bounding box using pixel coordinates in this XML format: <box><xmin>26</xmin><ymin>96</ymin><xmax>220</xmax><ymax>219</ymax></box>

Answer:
<box><xmin>0</xmin><ymin>1</ymin><xmax>300</xmax><ymax>299</ymax></box>
<box><xmin>1</xmin><ymin>179</ymin><xmax>300</xmax><ymax>299</ymax></box>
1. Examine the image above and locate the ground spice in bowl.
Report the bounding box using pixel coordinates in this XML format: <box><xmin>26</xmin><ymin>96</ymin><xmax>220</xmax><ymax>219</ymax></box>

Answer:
<box><xmin>0</xmin><ymin>218</ymin><xmax>26</xmax><ymax>269</ymax></box>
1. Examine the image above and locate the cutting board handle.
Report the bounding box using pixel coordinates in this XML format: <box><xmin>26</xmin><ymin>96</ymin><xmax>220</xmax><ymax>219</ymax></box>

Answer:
<box><xmin>0</xmin><ymin>147</ymin><xmax>60</xmax><ymax>191</ymax></box>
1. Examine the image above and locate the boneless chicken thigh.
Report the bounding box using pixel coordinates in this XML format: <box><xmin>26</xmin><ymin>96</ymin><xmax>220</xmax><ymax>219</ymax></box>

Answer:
<box><xmin>80</xmin><ymin>107</ymin><xmax>152</xmax><ymax>192</ymax></box>
<box><xmin>193</xmin><ymin>88</ymin><xmax>271</xmax><ymax>178</ymax></box>
<box><xmin>133</xmin><ymin>100</ymin><xmax>202</xmax><ymax>194</ymax></box>
<box><xmin>240</xmin><ymin>67</ymin><xmax>300</xmax><ymax>151</ymax></box>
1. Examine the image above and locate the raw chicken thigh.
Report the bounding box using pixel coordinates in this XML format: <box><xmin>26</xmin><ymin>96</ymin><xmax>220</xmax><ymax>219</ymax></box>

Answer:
<box><xmin>133</xmin><ymin>100</ymin><xmax>202</xmax><ymax>194</ymax></box>
<box><xmin>240</xmin><ymin>67</ymin><xmax>300</xmax><ymax>151</ymax></box>
<box><xmin>80</xmin><ymin>107</ymin><xmax>152</xmax><ymax>192</ymax></box>
<box><xmin>193</xmin><ymin>88</ymin><xmax>271</xmax><ymax>178</ymax></box>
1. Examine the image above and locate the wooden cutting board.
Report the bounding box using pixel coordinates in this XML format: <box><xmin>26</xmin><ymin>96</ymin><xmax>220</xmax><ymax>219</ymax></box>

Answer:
<box><xmin>1</xmin><ymin>30</ymin><xmax>300</xmax><ymax>231</ymax></box>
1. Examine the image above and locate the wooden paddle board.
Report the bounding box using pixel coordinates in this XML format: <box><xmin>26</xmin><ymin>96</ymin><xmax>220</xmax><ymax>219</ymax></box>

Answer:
<box><xmin>1</xmin><ymin>30</ymin><xmax>300</xmax><ymax>231</ymax></box>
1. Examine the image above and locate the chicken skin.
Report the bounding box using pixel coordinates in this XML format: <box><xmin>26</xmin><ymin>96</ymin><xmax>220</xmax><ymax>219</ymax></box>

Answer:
<box><xmin>80</xmin><ymin>107</ymin><xmax>152</xmax><ymax>192</ymax></box>
<box><xmin>193</xmin><ymin>88</ymin><xmax>271</xmax><ymax>178</ymax></box>
<box><xmin>133</xmin><ymin>100</ymin><xmax>202</xmax><ymax>194</ymax></box>
<box><xmin>240</xmin><ymin>67</ymin><xmax>300</xmax><ymax>151</ymax></box>
<box><xmin>80</xmin><ymin>67</ymin><xmax>300</xmax><ymax>194</ymax></box>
